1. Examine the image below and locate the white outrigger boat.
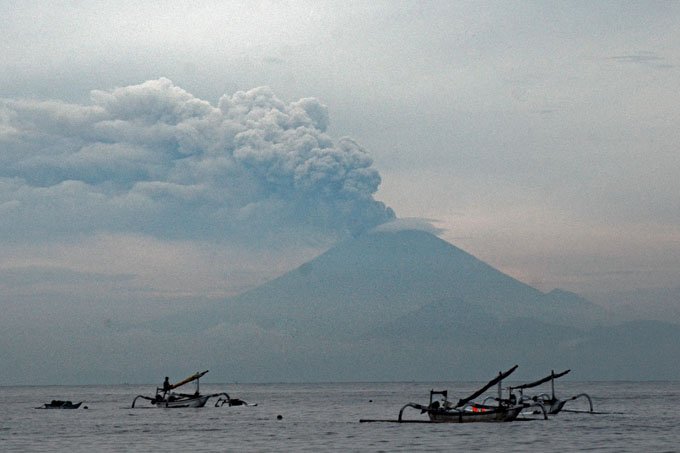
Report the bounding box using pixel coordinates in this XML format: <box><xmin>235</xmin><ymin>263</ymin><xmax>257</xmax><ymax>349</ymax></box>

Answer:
<box><xmin>394</xmin><ymin>365</ymin><xmax>530</xmax><ymax>423</ymax></box>
<box><xmin>507</xmin><ymin>369</ymin><xmax>593</xmax><ymax>415</ymax></box>
<box><xmin>131</xmin><ymin>370</ymin><xmax>253</xmax><ymax>408</ymax></box>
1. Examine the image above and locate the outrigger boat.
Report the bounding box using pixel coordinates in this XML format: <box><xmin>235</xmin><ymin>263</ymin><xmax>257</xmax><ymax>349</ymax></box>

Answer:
<box><xmin>396</xmin><ymin>365</ymin><xmax>528</xmax><ymax>423</ymax></box>
<box><xmin>36</xmin><ymin>400</ymin><xmax>83</xmax><ymax>409</ymax></box>
<box><xmin>131</xmin><ymin>370</ymin><xmax>252</xmax><ymax>408</ymax></box>
<box><xmin>507</xmin><ymin>369</ymin><xmax>593</xmax><ymax>415</ymax></box>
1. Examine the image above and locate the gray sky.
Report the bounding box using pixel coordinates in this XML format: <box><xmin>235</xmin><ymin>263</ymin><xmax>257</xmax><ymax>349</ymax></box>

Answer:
<box><xmin>1</xmin><ymin>0</ymin><xmax>679</xmax><ymax>329</ymax></box>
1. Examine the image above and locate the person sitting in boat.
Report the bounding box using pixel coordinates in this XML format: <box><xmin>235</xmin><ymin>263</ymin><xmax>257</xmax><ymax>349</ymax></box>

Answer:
<box><xmin>163</xmin><ymin>377</ymin><xmax>171</xmax><ymax>392</ymax></box>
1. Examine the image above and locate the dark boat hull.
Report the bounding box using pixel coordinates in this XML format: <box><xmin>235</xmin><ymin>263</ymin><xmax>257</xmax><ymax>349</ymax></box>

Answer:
<box><xmin>39</xmin><ymin>401</ymin><xmax>82</xmax><ymax>409</ymax></box>
<box><xmin>427</xmin><ymin>405</ymin><xmax>523</xmax><ymax>423</ymax></box>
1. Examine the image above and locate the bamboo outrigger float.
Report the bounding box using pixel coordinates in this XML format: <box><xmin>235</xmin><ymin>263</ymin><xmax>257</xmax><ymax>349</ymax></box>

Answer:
<box><xmin>507</xmin><ymin>369</ymin><xmax>593</xmax><ymax>415</ymax></box>
<box><xmin>392</xmin><ymin>365</ymin><xmax>531</xmax><ymax>423</ymax></box>
<box><xmin>131</xmin><ymin>370</ymin><xmax>254</xmax><ymax>408</ymax></box>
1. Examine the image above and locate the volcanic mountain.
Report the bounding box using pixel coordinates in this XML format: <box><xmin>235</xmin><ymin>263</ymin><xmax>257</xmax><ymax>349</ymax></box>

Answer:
<box><xmin>162</xmin><ymin>229</ymin><xmax>680</xmax><ymax>381</ymax></box>
<box><xmin>208</xmin><ymin>229</ymin><xmax>607</xmax><ymax>336</ymax></box>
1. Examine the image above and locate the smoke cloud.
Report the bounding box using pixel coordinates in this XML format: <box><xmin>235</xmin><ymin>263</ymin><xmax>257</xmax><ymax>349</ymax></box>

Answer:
<box><xmin>0</xmin><ymin>78</ymin><xmax>394</xmax><ymax>243</ymax></box>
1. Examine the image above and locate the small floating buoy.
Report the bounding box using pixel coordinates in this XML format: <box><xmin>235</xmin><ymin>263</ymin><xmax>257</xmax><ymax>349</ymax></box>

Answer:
<box><xmin>277</xmin><ymin>414</ymin><xmax>283</xmax><ymax>420</ymax></box>
<box><xmin>369</xmin><ymin>400</ymin><xmax>373</xmax><ymax>403</ymax></box>
<box><xmin>84</xmin><ymin>406</ymin><xmax>89</xmax><ymax>409</ymax></box>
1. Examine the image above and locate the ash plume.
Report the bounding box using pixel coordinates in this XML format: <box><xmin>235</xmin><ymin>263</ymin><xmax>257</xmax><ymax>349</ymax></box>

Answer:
<box><xmin>0</xmin><ymin>78</ymin><xmax>394</xmax><ymax>243</ymax></box>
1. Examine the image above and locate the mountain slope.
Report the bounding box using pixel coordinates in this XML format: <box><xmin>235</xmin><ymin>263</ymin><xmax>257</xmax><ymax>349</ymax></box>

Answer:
<box><xmin>151</xmin><ymin>229</ymin><xmax>680</xmax><ymax>381</ymax></box>
<box><xmin>212</xmin><ymin>229</ymin><xmax>593</xmax><ymax>338</ymax></box>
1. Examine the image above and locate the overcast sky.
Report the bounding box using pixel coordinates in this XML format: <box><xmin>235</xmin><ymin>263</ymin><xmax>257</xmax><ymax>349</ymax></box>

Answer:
<box><xmin>2</xmin><ymin>0</ymin><xmax>679</xmax><ymax>332</ymax></box>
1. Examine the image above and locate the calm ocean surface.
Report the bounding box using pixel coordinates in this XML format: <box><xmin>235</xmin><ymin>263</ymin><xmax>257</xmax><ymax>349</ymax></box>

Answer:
<box><xmin>1</xmin><ymin>381</ymin><xmax>678</xmax><ymax>452</ymax></box>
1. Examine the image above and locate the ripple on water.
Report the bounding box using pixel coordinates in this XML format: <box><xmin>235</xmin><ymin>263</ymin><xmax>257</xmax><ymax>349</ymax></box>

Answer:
<box><xmin>1</xmin><ymin>382</ymin><xmax>679</xmax><ymax>452</ymax></box>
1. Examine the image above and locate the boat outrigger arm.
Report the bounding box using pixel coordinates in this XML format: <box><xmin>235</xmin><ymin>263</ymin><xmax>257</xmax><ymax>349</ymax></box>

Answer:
<box><xmin>131</xmin><ymin>370</ymin><xmax>253</xmax><ymax>408</ymax></box>
<box><xmin>507</xmin><ymin>369</ymin><xmax>593</xmax><ymax>415</ymax></box>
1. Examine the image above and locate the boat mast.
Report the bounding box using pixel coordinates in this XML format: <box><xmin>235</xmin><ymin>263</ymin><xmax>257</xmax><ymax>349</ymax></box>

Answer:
<box><xmin>455</xmin><ymin>365</ymin><xmax>518</xmax><ymax>407</ymax></box>
<box><xmin>551</xmin><ymin>370</ymin><xmax>555</xmax><ymax>400</ymax></box>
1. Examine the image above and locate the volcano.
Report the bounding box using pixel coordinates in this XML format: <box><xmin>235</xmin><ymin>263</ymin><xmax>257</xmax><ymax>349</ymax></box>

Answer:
<box><xmin>165</xmin><ymin>229</ymin><xmax>680</xmax><ymax>381</ymax></box>
<box><xmin>213</xmin><ymin>229</ymin><xmax>606</xmax><ymax>337</ymax></box>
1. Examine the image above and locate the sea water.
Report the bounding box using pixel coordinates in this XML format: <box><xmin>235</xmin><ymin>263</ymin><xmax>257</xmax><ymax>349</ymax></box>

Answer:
<box><xmin>1</xmin><ymin>381</ymin><xmax>678</xmax><ymax>452</ymax></box>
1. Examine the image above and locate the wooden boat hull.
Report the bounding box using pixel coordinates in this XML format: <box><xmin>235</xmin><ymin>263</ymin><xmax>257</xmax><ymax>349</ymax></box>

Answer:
<box><xmin>427</xmin><ymin>405</ymin><xmax>523</xmax><ymax>423</ymax></box>
<box><xmin>153</xmin><ymin>395</ymin><xmax>210</xmax><ymax>408</ymax></box>
<box><xmin>39</xmin><ymin>401</ymin><xmax>82</xmax><ymax>409</ymax></box>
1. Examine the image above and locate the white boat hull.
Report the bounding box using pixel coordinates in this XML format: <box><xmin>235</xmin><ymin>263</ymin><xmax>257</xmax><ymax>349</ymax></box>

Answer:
<box><xmin>153</xmin><ymin>395</ymin><xmax>210</xmax><ymax>408</ymax></box>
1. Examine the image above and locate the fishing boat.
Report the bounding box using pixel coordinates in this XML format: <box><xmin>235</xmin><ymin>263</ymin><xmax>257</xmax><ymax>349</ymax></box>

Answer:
<box><xmin>131</xmin><ymin>370</ymin><xmax>251</xmax><ymax>408</ymax></box>
<box><xmin>397</xmin><ymin>365</ymin><xmax>526</xmax><ymax>423</ymax></box>
<box><xmin>508</xmin><ymin>369</ymin><xmax>593</xmax><ymax>415</ymax></box>
<box><xmin>36</xmin><ymin>400</ymin><xmax>83</xmax><ymax>409</ymax></box>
